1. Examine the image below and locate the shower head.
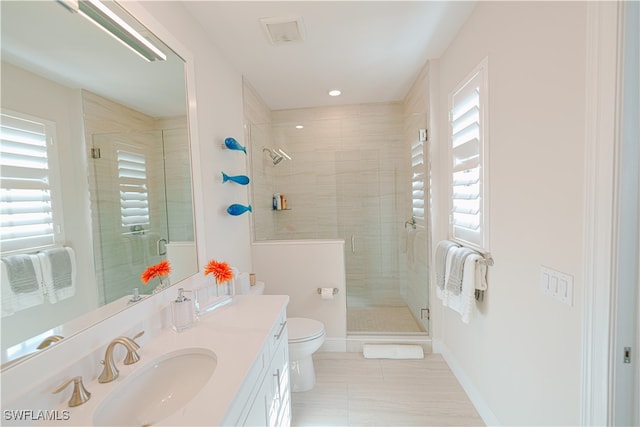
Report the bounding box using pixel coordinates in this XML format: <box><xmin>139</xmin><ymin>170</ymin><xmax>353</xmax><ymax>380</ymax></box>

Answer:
<box><xmin>263</xmin><ymin>148</ymin><xmax>284</xmax><ymax>165</ymax></box>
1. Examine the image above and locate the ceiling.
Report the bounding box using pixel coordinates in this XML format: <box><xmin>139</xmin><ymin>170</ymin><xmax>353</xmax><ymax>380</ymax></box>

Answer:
<box><xmin>182</xmin><ymin>1</ymin><xmax>476</xmax><ymax>111</ymax></box>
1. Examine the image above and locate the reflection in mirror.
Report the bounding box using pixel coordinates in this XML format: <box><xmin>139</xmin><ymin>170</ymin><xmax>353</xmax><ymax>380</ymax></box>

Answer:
<box><xmin>0</xmin><ymin>0</ymin><xmax>197</xmax><ymax>368</ymax></box>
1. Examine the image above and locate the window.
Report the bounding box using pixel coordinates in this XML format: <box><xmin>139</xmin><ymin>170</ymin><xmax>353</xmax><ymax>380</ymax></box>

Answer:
<box><xmin>411</xmin><ymin>129</ymin><xmax>426</xmax><ymax>226</ymax></box>
<box><xmin>117</xmin><ymin>148</ymin><xmax>150</xmax><ymax>231</ymax></box>
<box><xmin>449</xmin><ymin>59</ymin><xmax>489</xmax><ymax>250</ymax></box>
<box><xmin>0</xmin><ymin>111</ymin><xmax>63</xmax><ymax>253</ymax></box>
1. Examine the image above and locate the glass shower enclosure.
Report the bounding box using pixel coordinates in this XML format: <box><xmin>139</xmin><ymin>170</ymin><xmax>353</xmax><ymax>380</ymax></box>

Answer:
<box><xmin>91</xmin><ymin>128</ymin><xmax>195</xmax><ymax>305</ymax></box>
<box><xmin>250</xmin><ymin>108</ymin><xmax>430</xmax><ymax>335</ymax></box>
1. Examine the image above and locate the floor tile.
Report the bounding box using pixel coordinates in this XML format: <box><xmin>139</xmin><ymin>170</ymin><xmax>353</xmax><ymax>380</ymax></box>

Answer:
<box><xmin>290</xmin><ymin>352</ymin><xmax>484</xmax><ymax>427</ymax></box>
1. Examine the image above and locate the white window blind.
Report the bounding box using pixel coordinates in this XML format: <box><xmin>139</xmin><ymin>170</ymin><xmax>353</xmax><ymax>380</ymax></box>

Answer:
<box><xmin>411</xmin><ymin>135</ymin><xmax>425</xmax><ymax>225</ymax></box>
<box><xmin>0</xmin><ymin>111</ymin><xmax>62</xmax><ymax>253</ymax></box>
<box><xmin>450</xmin><ymin>60</ymin><xmax>488</xmax><ymax>250</ymax></box>
<box><xmin>117</xmin><ymin>149</ymin><xmax>149</xmax><ymax>230</ymax></box>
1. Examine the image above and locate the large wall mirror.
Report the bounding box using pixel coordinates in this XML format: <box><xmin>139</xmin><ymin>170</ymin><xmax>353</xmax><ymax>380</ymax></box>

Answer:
<box><xmin>0</xmin><ymin>0</ymin><xmax>197</xmax><ymax>368</ymax></box>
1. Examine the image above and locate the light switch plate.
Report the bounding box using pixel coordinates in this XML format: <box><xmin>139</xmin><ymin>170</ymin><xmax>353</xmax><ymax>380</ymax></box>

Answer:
<box><xmin>540</xmin><ymin>266</ymin><xmax>573</xmax><ymax>306</ymax></box>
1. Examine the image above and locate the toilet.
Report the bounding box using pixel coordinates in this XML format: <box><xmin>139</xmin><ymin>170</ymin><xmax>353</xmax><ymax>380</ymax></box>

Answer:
<box><xmin>287</xmin><ymin>317</ymin><xmax>325</xmax><ymax>392</ymax></box>
<box><xmin>234</xmin><ymin>273</ymin><xmax>325</xmax><ymax>392</ymax></box>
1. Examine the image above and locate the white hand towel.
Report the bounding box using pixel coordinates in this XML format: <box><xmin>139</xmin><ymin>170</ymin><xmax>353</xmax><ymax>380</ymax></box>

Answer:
<box><xmin>435</xmin><ymin>240</ymin><xmax>459</xmax><ymax>290</ymax></box>
<box><xmin>460</xmin><ymin>254</ymin><xmax>483</xmax><ymax>323</ymax></box>
<box><xmin>1</xmin><ymin>254</ymin><xmax>44</xmax><ymax>316</ymax></box>
<box><xmin>446</xmin><ymin>247</ymin><xmax>476</xmax><ymax>295</ymax></box>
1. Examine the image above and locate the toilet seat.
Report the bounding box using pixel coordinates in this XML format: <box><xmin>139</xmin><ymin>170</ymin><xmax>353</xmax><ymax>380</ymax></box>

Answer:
<box><xmin>288</xmin><ymin>317</ymin><xmax>325</xmax><ymax>343</ymax></box>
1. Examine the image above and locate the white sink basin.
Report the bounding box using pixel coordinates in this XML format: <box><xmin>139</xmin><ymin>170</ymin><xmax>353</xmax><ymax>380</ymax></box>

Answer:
<box><xmin>93</xmin><ymin>348</ymin><xmax>217</xmax><ymax>426</ymax></box>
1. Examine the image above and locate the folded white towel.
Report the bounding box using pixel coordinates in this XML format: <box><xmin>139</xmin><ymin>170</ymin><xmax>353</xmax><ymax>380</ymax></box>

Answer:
<box><xmin>435</xmin><ymin>240</ymin><xmax>459</xmax><ymax>290</ymax></box>
<box><xmin>38</xmin><ymin>247</ymin><xmax>76</xmax><ymax>303</ymax></box>
<box><xmin>446</xmin><ymin>246</ymin><xmax>476</xmax><ymax>295</ymax></box>
<box><xmin>1</xmin><ymin>254</ymin><xmax>44</xmax><ymax>316</ymax></box>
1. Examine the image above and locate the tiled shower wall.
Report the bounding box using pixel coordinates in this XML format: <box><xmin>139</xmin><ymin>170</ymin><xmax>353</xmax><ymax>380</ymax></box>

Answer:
<box><xmin>254</xmin><ymin>104</ymin><xmax>411</xmax><ymax>294</ymax></box>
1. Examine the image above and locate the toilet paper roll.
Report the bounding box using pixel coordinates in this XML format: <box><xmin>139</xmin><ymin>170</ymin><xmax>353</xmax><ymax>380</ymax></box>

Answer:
<box><xmin>320</xmin><ymin>287</ymin><xmax>334</xmax><ymax>300</ymax></box>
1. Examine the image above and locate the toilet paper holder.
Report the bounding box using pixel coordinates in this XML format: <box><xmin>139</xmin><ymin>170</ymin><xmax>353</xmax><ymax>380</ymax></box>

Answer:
<box><xmin>317</xmin><ymin>287</ymin><xmax>339</xmax><ymax>295</ymax></box>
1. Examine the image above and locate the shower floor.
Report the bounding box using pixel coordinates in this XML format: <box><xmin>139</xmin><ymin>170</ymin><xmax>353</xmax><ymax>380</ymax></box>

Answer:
<box><xmin>346</xmin><ymin>285</ymin><xmax>425</xmax><ymax>333</ymax></box>
<box><xmin>347</xmin><ymin>306</ymin><xmax>424</xmax><ymax>333</ymax></box>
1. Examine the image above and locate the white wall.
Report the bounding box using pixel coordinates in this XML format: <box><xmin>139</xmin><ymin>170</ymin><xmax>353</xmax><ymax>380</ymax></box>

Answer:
<box><xmin>431</xmin><ymin>2</ymin><xmax>587</xmax><ymax>425</ymax></box>
<box><xmin>252</xmin><ymin>240</ymin><xmax>346</xmax><ymax>351</ymax></box>
<box><xmin>136</xmin><ymin>1</ymin><xmax>252</xmax><ymax>272</ymax></box>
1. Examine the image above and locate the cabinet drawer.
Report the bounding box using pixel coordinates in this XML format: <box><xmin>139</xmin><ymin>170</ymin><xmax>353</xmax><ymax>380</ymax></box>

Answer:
<box><xmin>269</xmin><ymin>311</ymin><xmax>288</xmax><ymax>356</ymax></box>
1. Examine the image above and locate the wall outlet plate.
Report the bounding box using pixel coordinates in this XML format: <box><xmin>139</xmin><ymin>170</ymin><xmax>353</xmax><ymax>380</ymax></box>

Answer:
<box><xmin>540</xmin><ymin>266</ymin><xmax>574</xmax><ymax>306</ymax></box>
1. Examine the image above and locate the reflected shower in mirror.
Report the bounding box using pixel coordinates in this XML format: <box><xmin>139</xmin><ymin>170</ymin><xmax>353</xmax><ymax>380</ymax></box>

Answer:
<box><xmin>0</xmin><ymin>0</ymin><xmax>197</xmax><ymax>367</ymax></box>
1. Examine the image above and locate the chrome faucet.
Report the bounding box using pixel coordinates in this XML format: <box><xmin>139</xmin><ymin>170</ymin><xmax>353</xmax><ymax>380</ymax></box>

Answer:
<box><xmin>98</xmin><ymin>337</ymin><xmax>140</xmax><ymax>383</ymax></box>
<box><xmin>36</xmin><ymin>335</ymin><xmax>64</xmax><ymax>349</ymax></box>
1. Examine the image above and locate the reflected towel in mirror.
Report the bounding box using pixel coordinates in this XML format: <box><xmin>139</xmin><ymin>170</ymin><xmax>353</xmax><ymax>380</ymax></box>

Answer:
<box><xmin>38</xmin><ymin>247</ymin><xmax>76</xmax><ymax>303</ymax></box>
<box><xmin>1</xmin><ymin>254</ymin><xmax>44</xmax><ymax>316</ymax></box>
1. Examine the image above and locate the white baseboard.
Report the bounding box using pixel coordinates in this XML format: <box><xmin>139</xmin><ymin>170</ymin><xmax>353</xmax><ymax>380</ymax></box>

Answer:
<box><xmin>433</xmin><ymin>339</ymin><xmax>501</xmax><ymax>426</ymax></box>
<box><xmin>320</xmin><ymin>337</ymin><xmax>347</xmax><ymax>352</ymax></box>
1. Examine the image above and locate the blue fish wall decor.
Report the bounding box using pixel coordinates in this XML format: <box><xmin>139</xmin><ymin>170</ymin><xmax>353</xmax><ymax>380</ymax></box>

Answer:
<box><xmin>227</xmin><ymin>204</ymin><xmax>252</xmax><ymax>216</ymax></box>
<box><xmin>224</xmin><ymin>137</ymin><xmax>247</xmax><ymax>154</ymax></box>
<box><xmin>221</xmin><ymin>172</ymin><xmax>250</xmax><ymax>185</ymax></box>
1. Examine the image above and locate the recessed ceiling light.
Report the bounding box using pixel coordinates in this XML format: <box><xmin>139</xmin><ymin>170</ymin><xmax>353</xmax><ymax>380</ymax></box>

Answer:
<box><xmin>295</xmin><ymin>125</ymin><xmax>304</xmax><ymax>129</ymax></box>
<box><xmin>328</xmin><ymin>89</ymin><xmax>341</xmax><ymax>97</ymax></box>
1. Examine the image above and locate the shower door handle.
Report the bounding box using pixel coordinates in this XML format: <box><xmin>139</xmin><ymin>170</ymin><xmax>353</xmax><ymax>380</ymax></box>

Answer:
<box><xmin>351</xmin><ymin>235</ymin><xmax>355</xmax><ymax>253</ymax></box>
<box><xmin>157</xmin><ymin>238</ymin><xmax>167</xmax><ymax>256</ymax></box>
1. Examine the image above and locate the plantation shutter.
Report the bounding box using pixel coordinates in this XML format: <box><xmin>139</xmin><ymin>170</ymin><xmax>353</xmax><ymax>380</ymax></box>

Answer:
<box><xmin>411</xmin><ymin>135</ymin><xmax>425</xmax><ymax>225</ymax></box>
<box><xmin>450</xmin><ymin>70</ymin><xmax>483</xmax><ymax>248</ymax></box>
<box><xmin>0</xmin><ymin>112</ymin><xmax>60</xmax><ymax>252</ymax></box>
<box><xmin>117</xmin><ymin>149</ymin><xmax>150</xmax><ymax>229</ymax></box>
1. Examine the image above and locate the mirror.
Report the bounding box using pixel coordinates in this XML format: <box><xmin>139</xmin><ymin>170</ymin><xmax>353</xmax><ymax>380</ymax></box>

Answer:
<box><xmin>0</xmin><ymin>0</ymin><xmax>197</xmax><ymax>367</ymax></box>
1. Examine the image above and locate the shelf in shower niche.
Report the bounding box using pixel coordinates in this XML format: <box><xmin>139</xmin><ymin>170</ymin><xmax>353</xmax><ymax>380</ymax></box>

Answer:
<box><xmin>272</xmin><ymin>208</ymin><xmax>292</xmax><ymax>211</ymax></box>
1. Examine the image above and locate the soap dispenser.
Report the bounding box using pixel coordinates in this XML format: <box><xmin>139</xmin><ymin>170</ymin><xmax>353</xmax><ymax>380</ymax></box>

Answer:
<box><xmin>171</xmin><ymin>288</ymin><xmax>194</xmax><ymax>332</ymax></box>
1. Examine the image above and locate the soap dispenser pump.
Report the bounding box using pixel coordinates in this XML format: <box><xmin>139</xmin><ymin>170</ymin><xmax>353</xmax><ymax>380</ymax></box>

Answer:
<box><xmin>171</xmin><ymin>288</ymin><xmax>194</xmax><ymax>332</ymax></box>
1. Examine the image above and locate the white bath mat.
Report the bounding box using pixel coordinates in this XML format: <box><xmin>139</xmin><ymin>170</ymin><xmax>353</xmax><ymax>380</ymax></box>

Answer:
<box><xmin>363</xmin><ymin>344</ymin><xmax>424</xmax><ymax>359</ymax></box>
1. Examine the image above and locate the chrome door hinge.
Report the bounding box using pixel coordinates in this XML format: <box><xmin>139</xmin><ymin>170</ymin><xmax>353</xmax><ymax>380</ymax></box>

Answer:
<box><xmin>624</xmin><ymin>347</ymin><xmax>631</xmax><ymax>364</ymax></box>
<box><xmin>91</xmin><ymin>148</ymin><xmax>101</xmax><ymax>159</ymax></box>
<box><xmin>419</xmin><ymin>128</ymin><xmax>428</xmax><ymax>142</ymax></box>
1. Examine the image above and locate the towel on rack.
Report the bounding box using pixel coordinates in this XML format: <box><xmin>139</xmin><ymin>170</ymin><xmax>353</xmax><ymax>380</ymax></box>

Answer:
<box><xmin>435</xmin><ymin>240</ymin><xmax>459</xmax><ymax>290</ymax></box>
<box><xmin>437</xmin><ymin>253</ymin><xmax>484</xmax><ymax>323</ymax></box>
<box><xmin>460</xmin><ymin>254</ymin><xmax>484</xmax><ymax>323</ymax></box>
<box><xmin>38</xmin><ymin>247</ymin><xmax>76</xmax><ymax>303</ymax></box>
<box><xmin>446</xmin><ymin>246</ymin><xmax>476</xmax><ymax>295</ymax></box>
<box><xmin>1</xmin><ymin>254</ymin><xmax>44</xmax><ymax>316</ymax></box>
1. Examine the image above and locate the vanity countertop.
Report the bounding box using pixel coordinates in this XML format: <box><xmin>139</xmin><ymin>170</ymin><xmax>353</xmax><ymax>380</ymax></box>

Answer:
<box><xmin>53</xmin><ymin>295</ymin><xmax>289</xmax><ymax>426</ymax></box>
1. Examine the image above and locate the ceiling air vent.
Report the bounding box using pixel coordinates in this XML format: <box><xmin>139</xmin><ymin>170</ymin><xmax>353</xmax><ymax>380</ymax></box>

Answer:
<box><xmin>260</xmin><ymin>16</ymin><xmax>305</xmax><ymax>45</ymax></box>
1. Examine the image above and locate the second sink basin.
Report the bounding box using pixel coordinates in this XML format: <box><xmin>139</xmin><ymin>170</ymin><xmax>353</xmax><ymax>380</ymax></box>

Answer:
<box><xmin>93</xmin><ymin>348</ymin><xmax>217</xmax><ymax>426</ymax></box>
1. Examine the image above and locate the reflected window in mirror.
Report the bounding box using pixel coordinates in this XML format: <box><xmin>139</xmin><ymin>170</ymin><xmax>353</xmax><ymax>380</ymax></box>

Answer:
<box><xmin>0</xmin><ymin>110</ymin><xmax>64</xmax><ymax>253</ymax></box>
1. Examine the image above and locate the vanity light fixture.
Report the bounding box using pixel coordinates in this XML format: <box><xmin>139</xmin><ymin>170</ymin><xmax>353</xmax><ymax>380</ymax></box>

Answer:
<box><xmin>328</xmin><ymin>89</ymin><xmax>342</xmax><ymax>97</ymax></box>
<box><xmin>57</xmin><ymin>0</ymin><xmax>167</xmax><ymax>62</ymax></box>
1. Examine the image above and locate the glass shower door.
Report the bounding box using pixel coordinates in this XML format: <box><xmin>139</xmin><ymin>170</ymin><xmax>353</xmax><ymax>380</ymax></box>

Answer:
<box><xmin>92</xmin><ymin>130</ymin><xmax>169</xmax><ymax>304</ymax></box>
<box><xmin>337</xmin><ymin>149</ymin><xmax>424</xmax><ymax>333</ymax></box>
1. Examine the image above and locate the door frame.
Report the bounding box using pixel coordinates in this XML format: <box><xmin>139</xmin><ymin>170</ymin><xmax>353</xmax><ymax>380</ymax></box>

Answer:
<box><xmin>581</xmin><ymin>1</ymin><xmax>638</xmax><ymax>424</ymax></box>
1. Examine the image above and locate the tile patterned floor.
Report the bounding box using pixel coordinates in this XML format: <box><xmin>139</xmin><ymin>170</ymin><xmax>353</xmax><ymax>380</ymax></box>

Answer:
<box><xmin>291</xmin><ymin>352</ymin><xmax>484</xmax><ymax>427</ymax></box>
<box><xmin>347</xmin><ymin>307</ymin><xmax>424</xmax><ymax>333</ymax></box>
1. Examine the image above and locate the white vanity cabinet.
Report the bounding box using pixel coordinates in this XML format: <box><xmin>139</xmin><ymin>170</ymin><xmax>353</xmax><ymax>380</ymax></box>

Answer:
<box><xmin>222</xmin><ymin>309</ymin><xmax>291</xmax><ymax>427</ymax></box>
